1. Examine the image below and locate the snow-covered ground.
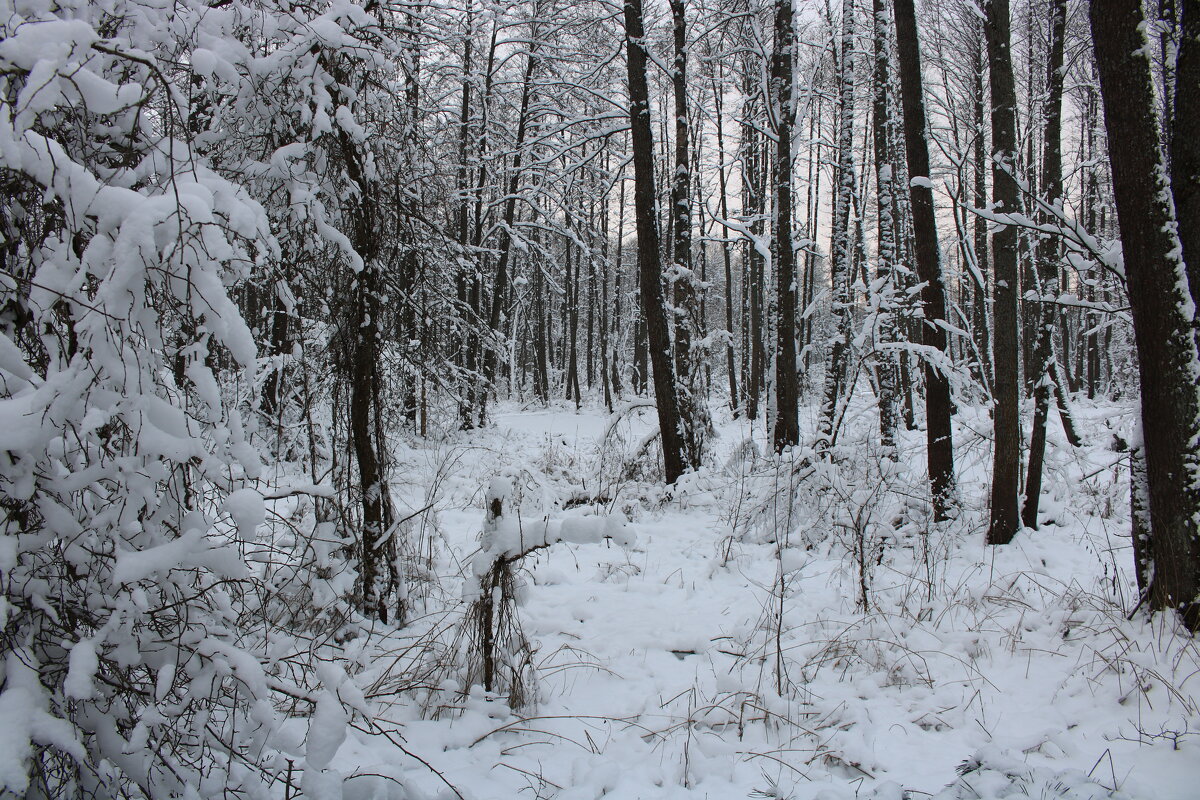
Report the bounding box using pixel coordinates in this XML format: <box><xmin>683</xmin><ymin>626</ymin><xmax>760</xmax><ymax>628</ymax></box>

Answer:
<box><xmin>327</xmin><ymin>400</ymin><xmax>1199</xmax><ymax>800</ymax></box>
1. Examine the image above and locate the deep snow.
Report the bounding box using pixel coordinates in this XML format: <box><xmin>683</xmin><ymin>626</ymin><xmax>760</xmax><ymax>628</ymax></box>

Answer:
<box><xmin>319</xmin><ymin>399</ymin><xmax>1199</xmax><ymax>800</ymax></box>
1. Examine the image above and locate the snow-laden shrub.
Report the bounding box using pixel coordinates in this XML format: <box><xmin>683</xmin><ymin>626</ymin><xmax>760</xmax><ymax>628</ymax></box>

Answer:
<box><xmin>450</xmin><ymin>477</ymin><xmax>634</xmax><ymax>712</ymax></box>
<box><xmin>0</xmin><ymin>1</ymin><xmax>310</xmax><ymax>794</ymax></box>
<box><xmin>935</xmin><ymin>749</ymin><xmax>1130</xmax><ymax>800</ymax></box>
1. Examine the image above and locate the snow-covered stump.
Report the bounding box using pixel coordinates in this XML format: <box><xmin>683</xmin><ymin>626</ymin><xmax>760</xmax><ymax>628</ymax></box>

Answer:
<box><xmin>471</xmin><ymin>482</ymin><xmax>523</xmax><ymax>704</ymax></box>
<box><xmin>460</xmin><ymin>478</ymin><xmax>634</xmax><ymax>710</ymax></box>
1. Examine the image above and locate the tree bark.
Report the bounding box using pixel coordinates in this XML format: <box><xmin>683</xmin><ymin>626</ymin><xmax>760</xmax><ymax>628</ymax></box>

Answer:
<box><xmin>872</xmin><ymin>0</ymin><xmax>900</xmax><ymax>454</ymax></box>
<box><xmin>625</xmin><ymin>0</ymin><xmax>687</xmax><ymax>483</ymax></box>
<box><xmin>1022</xmin><ymin>0</ymin><xmax>1067</xmax><ymax>530</ymax></box>
<box><xmin>742</xmin><ymin>67</ymin><xmax>767</xmax><ymax>421</ymax></box>
<box><xmin>818</xmin><ymin>5</ymin><xmax>855</xmax><ymax>451</ymax></box>
<box><xmin>983</xmin><ymin>0</ymin><xmax>1021</xmax><ymax>545</ymax></box>
<box><xmin>338</xmin><ymin>124</ymin><xmax>397</xmax><ymax>623</ymax></box>
<box><xmin>670</xmin><ymin>0</ymin><xmax>708</xmax><ymax>467</ymax></box>
<box><xmin>1174</xmin><ymin>0</ymin><xmax>1200</xmax><ymax>308</ymax></box>
<box><xmin>1093</xmin><ymin>0</ymin><xmax>1200</xmax><ymax>629</ymax></box>
<box><xmin>456</xmin><ymin>13</ymin><xmax>476</xmax><ymax>429</ymax></box>
<box><xmin>894</xmin><ymin>0</ymin><xmax>956</xmax><ymax>520</ymax></box>
<box><xmin>261</xmin><ymin>282</ymin><xmax>293</xmax><ymax>419</ymax></box>
<box><xmin>713</xmin><ymin>65</ymin><xmax>740</xmax><ymax>416</ymax></box>
<box><xmin>772</xmin><ymin>0</ymin><xmax>800</xmax><ymax>451</ymax></box>
<box><xmin>614</xmin><ymin>178</ymin><xmax>626</xmax><ymax>398</ymax></box>
<box><xmin>972</xmin><ymin>25</ymin><xmax>991</xmax><ymax>392</ymax></box>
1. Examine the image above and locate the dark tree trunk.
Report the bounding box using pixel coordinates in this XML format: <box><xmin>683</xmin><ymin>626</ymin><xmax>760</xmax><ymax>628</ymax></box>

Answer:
<box><xmin>1083</xmin><ymin>82</ymin><xmax>1103</xmax><ymax>399</ymax></box>
<box><xmin>983</xmin><ymin>0</ymin><xmax>1021</xmax><ymax>545</ymax></box>
<box><xmin>742</xmin><ymin>73</ymin><xmax>767</xmax><ymax>421</ymax></box>
<box><xmin>350</xmin><ymin>261</ymin><xmax>396</xmax><ymax>624</ymax></box>
<box><xmin>801</xmin><ymin>105</ymin><xmax>822</xmax><ymax>389</ymax></box>
<box><xmin>339</xmin><ymin>132</ymin><xmax>397</xmax><ymax>623</ymax></box>
<box><xmin>587</xmin><ymin>195</ymin><xmax>597</xmax><ymax>392</ymax></box>
<box><xmin>1022</xmin><ymin>0</ymin><xmax>1067</xmax><ymax>530</ymax></box>
<box><xmin>1093</xmin><ymin>0</ymin><xmax>1200</xmax><ymax>630</ymax></box>
<box><xmin>670</xmin><ymin>0</ymin><xmax>708</xmax><ymax>468</ymax></box>
<box><xmin>398</xmin><ymin>5</ymin><xmax>424</xmax><ymax>433</ymax></box>
<box><xmin>972</xmin><ymin>26</ymin><xmax>992</xmax><ymax>392</ymax></box>
<box><xmin>533</xmin><ymin>263</ymin><xmax>550</xmax><ymax>403</ymax></box>
<box><xmin>772</xmin><ymin>0</ymin><xmax>800</xmax><ymax>451</ymax></box>
<box><xmin>624</xmin><ymin>0</ymin><xmax>687</xmax><ymax>483</ymax></box>
<box><xmin>465</xmin><ymin>19</ymin><xmax>500</xmax><ymax>425</ymax></box>
<box><xmin>634</xmin><ymin>301</ymin><xmax>649</xmax><ymax>395</ymax></box>
<box><xmin>1174</xmin><ymin>0</ymin><xmax>1200</xmax><ymax>307</ymax></box>
<box><xmin>818</xmin><ymin>5</ymin><xmax>855</xmax><ymax>451</ymax></box>
<box><xmin>1131</xmin><ymin>434</ymin><xmax>1153</xmax><ymax>596</ymax></box>
<box><xmin>261</xmin><ymin>284</ymin><xmax>293</xmax><ymax>419</ymax></box>
<box><xmin>600</xmin><ymin>152</ymin><xmax>613</xmax><ymax>411</ymax></box>
<box><xmin>894</xmin><ymin>0</ymin><xmax>956</xmax><ymax>520</ymax></box>
<box><xmin>613</xmin><ymin>179</ymin><xmax>626</xmax><ymax>398</ymax></box>
<box><xmin>872</xmin><ymin>0</ymin><xmax>900</xmax><ymax>454</ymax></box>
<box><xmin>565</xmin><ymin>228</ymin><xmax>581</xmax><ymax>407</ymax></box>
<box><xmin>456</xmin><ymin>17</ymin><xmax>476</xmax><ymax>430</ymax></box>
<box><xmin>713</xmin><ymin>66</ymin><xmax>740</xmax><ymax>416</ymax></box>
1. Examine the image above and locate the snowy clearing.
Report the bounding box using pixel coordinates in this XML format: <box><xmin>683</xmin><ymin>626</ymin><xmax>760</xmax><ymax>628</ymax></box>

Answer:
<box><xmin>319</xmin><ymin>402</ymin><xmax>1200</xmax><ymax>800</ymax></box>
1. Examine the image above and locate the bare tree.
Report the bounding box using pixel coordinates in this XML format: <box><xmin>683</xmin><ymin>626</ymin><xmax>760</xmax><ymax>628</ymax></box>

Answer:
<box><xmin>480</xmin><ymin>6</ymin><xmax>540</xmax><ymax>425</ymax></box>
<box><xmin>772</xmin><ymin>0</ymin><xmax>800</xmax><ymax>451</ymax></box>
<box><xmin>983</xmin><ymin>0</ymin><xmax>1021</xmax><ymax>545</ymax></box>
<box><xmin>1092</xmin><ymin>0</ymin><xmax>1200</xmax><ymax>629</ymax></box>
<box><xmin>1021</xmin><ymin>0</ymin><xmax>1067</xmax><ymax>530</ymax></box>
<box><xmin>670</xmin><ymin>0</ymin><xmax>711</xmax><ymax>466</ymax></box>
<box><xmin>818</xmin><ymin>2</ymin><xmax>856</xmax><ymax>451</ymax></box>
<box><xmin>894</xmin><ymin>0</ymin><xmax>956</xmax><ymax>520</ymax></box>
<box><xmin>872</xmin><ymin>0</ymin><xmax>900</xmax><ymax>453</ymax></box>
<box><xmin>624</xmin><ymin>0</ymin><xmax>687</xmax><ymax>483</ymax></box>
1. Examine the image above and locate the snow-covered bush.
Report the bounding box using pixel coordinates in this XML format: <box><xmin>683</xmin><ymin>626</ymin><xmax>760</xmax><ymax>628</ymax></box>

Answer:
<box><xmin>0</xmin><ymin>1</ymin><xmax>302</xmax><ymax>794</ymax></box>
<box><xmin>453</xmin><ymin>477</ymin><xmax>634</xmax><ymax>711</ymax></box>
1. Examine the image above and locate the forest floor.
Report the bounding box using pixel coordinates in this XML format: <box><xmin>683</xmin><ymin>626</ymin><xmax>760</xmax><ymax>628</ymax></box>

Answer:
<box><xmin>323</xmin><ymin>397</ymin><xmax>1200</xmax><ymax>800</ymax></box>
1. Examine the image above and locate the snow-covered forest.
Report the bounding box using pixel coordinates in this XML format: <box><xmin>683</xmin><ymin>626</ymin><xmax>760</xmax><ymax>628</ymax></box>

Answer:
<box><xmin>1</xmin><ymin>0</ymin><xmax>1198</xmax><ymax>796</ymax></box>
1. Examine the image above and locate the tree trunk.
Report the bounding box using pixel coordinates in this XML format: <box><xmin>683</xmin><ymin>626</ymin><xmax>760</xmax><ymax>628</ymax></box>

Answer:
<box><xmin>1022</xmin><ymin>0</ymin><xmax>1067</xmax><ymax>530</ymax></box>
<box><xmin>587</xmin><ymin>194</ymin><xmax>597</xmax><ymax>392</ymax></box>
<box><xmin>600</xmin><ymin>151</ymin><xmax>613</xmax><ymax>411</ymax></box>
<box><xmin>818</xmin><ymin>5</ymin><xmax>855</xmax><ymax>451</ymax></box>
<box><xmin>972</xmin><ymin>25</ymin><xmax>992</xmax><ymax>392</ymax></box>
<box><xmin>624</xmin><ymin>0</ymin><xmax>687</xmax><ymax>483</ymax></box>
<box><xmin>983</xmin><ymin>0</ymin><xmax>1021</xmax><ymax>545</ymax></box>
<box><xmin>1131</xmin><ymin>432</ymin><xmax>1153</xmax><ymax>597</ymax></box>
<box><xmin>1093</xmin><ymin>0</ymin><xmax>1200</xmax><ymax>630</ymax></box>
<box><xmin>398</xmin><ymin>5</ymin><xmax>424</xmax><ymax>433</ymax></box>
<box><xmin>261</xmin><ymin>282</ymin><xmax>293</xmax><ymax>419</ymax></box>
<box><xmin>456</xmin><ymin>16</ymin><xmax>476</xmax><ymax>429</ymax></box>
<box><xmin>801</xmin><ymin>105</ymin><xmax>822</xmax><ymax>389</ymax></box>
<box><xmin>670</xmin><ymin>0</ymin><xmax>708</xmax><ymax>467</ymax></box>
<box><xmin>1174</xmin><ymin>0</ymin><xmax>1200</xmax><ymax>308</ymax></box>
<box><xmin>343</xmin><ymin>139</ymin><xmax>397</xmax><ymax>624</ymax></box>
<box><xmin>742</xmin><ymin>71</ymin><xmax>767</xmax><ymax>421</ymax></box>
<box><xmin>772</xmin><ymin>0</ymin><xmax>800</xmax><ymax>451</ymax></box>
<box><xmin>565</xmin><ymin>227</ymin><xmax>581</xmax><ymax>407</ymax></box>
<box><xmin>894</xmin><ymin>0</ymin><xmax>956</xmax><ymax>521</ymax></box>
<box><xmin>534</xmin><ymin>262</ymin><xmax>550</xmax><ymax>403</ymax></box>
<box><xmin>872</xmin><ymin>0</ymin><xmax>900</xmax><ymax>454</ymax></box>
<box><xmin>614</xmin><ymin>178</ymin><xmax>626</xmax><ymax>398</ymax></box>
<box><xmin>713</xmin><ymin>65</ymin><xmax>740</xmax><ymax>416</ymax></box>
<box><xmin>1083</xmin><ymin>82</ymin><xmax>1102</xmax><ymax>399</ymax></box>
